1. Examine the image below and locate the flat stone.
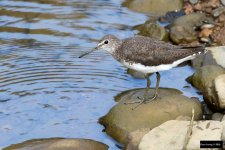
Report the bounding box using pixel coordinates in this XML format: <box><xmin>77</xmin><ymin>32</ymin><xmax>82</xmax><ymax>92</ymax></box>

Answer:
<box><xmin>187</xmin><ymin>121</ymin><xmax>222</xmax><ymax>149</ymax></box>
<box><xmin>138</xmin><ymin>120</ymin><xmax>223</xmax><ymax>150</ymax></box>
<box><xmin>3</xmin><ymin>138</ymin><xmax>109</xmax><ymax>150</ymax></box>
<box><xmin>99</xmin><ymin>88</ymin><xmax>203</xmax><ymax>144</ymax></box>
<box><xmin>139</xmin><ymin>120</ymin><xmax>190</xmax><ymax>150</ymax></box>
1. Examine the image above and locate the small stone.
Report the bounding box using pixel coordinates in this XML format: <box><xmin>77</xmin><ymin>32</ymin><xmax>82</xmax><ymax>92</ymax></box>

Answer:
<box><xmin>184</xmin><ymin>3</ymin><xmax>194</xmax><ymax>14</ymax></box>
<box><xmin>212</xmin><ymin>112</ymin><xmax>224</xmax><ymax>121</ymax></box>
<box><xmin>199</xmin><ymin>28</ymin><xmax>212</xmax><ymax>37</ymax></box>
<box><xmin>189</xmin><ymin>0</ymin><xmax>198</xmax><ymax>4</ymax></box>
<box><xmin>212</xmin><ymin>6</ymin><xmax>225</xmax><ymax>17</ymax></box>
<box><xmin>218</xmin><ymin>14</ymin><xmax>225</xmax><ymax>22</ymax></box>
<box><xmin>221</xmin><ymin>0</ymin><xmax>225</xmax><ymax>6</ymax></box>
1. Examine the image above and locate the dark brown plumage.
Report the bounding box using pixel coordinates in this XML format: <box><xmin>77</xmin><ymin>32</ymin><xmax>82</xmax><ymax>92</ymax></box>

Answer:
<box><xmin>114</xmin><ymin>36</ymin><xmax>205</xmax><ymax>66</ymax></box>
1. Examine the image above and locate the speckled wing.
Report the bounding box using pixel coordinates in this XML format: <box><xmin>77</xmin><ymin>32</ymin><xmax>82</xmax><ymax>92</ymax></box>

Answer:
<box><xmin>117</xmin><ymin>36</ymin><xmax>205</xmax><ymax>66</ymax></box>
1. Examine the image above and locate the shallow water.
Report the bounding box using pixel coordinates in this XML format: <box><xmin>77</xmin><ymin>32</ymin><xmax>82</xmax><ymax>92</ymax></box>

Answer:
<box><xmin>0</xmin><ymin>0</ymin><xmax>201</xmax><ymax>149</ymax></box>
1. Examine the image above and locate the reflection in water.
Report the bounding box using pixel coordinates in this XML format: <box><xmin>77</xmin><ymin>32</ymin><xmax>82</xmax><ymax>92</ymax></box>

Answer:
<box><xmin>0</xmin><ymin>0</ymin><xmax>201</xmax><ymax>149</ymax></box>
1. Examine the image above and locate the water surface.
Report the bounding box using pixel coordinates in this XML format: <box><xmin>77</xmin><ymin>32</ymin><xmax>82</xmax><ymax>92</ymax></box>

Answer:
<box><xmin>0</xmin><ymin>0</ymin><xmax>201</xmax><ymax>149</ymax></box>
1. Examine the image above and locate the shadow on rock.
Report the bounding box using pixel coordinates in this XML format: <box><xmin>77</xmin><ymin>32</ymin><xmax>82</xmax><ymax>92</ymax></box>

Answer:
<box><xmin>99</xmin><ymin>88</ymin><xmax>203</xmax><ymax>145</ymax></box>
<box><xmin>3</xmin><ymin>138</ymin><xmax>108</xmax><ymax>150</ymax></box>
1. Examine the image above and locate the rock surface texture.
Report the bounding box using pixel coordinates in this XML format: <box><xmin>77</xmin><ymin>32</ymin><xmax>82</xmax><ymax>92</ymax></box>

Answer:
<box><xmin>99</xmin><ymin>88</ymin><xmax>203</xmax><ymax>144</ymax></box>
<box><xmin>139</xmin><ymin>120</ymin><xmax>223</xmax><ymax>150</ymax></box>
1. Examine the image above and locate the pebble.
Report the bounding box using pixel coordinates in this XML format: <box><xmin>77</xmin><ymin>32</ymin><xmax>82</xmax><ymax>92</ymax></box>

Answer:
<box><xmin>189</xmin><ymin>0</ymin><xmax>198</xmax><ymax>4</ymax></box>
<box><xmin>212</xmin><ymin>6</ymin><xmax>225</xmax><ymax>17</ymax></box>
<box><xmin>221</xmin><ymin>0</ymin><xmax>225</xmax><ymax>6</ymax></box>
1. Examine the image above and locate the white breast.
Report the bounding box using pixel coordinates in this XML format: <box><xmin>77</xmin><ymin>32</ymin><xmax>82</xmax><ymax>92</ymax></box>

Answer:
<box><xmin>121</xmin><ymin>55</ymin><xmax>196</xmax><ymax>74</ymax></box>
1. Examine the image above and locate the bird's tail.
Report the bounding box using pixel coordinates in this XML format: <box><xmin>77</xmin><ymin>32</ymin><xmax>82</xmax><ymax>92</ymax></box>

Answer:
<box><xmin>182</xmin><ymin>45</ymin><xmax>207</xmax><ymax>55</ymax></box>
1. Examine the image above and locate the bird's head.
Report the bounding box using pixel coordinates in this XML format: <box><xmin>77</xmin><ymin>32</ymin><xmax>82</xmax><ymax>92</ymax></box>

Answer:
<box><xmin>79</xmin><ymin>34</ymin><xmax>121</xmax><ymax>58</ymax></box>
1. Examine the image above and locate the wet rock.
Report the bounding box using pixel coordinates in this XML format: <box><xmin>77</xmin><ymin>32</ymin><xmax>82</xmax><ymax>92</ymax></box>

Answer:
<box><xmin>134</xmin><ymin>20</ymin><xmax>169</xmax><ymax>41</ymax></box>
<box><xmin>139</xmin><ymin>120</ymin><xmax>223</xmax><ymax>150</ymax></box>
<box><xmin>214</xmin><ymin>74</ymin><xmax>225</xmax><ymax>109</ymax></box>
<box><xmin>191</xmin><ymin>46</ymin><xmax>225</xmax><ymax>69</ymax></box>
<box><xmin>99</xmin><ymin>88</ymin><xmax>203</xmax><ymax>144</ymax></box>
<box><xmin>158</xmin><ymin>10</ymin><xmax>185</xmax><ymax>24</ymax></box>
<box><xmin>122</xmin><ymin>0</ymin><xmax>183</xmax><ymax>15</ymax></box>
<box><xmin>3</xmin><ymin>138</ymin><xmax>108</xmax><ymax>150</ymax></box>
<box><xmin>212</xmin><ymin>112</ymin><xmax>224</xmax><ymax>121</ymax></box>
<box><xmin>169</xmin><ymin>13</ymin><xmax>212</xmax><ymax>44</ymax></box>
<box><xmin>126</xmin><ymin>128</ymin><xmax>150</xmax><ymax>150</ymax></box>
<box><xmin>187</xmin><ymin>65</ymin><xmax>225</xmax><ymax>110</ymax></box>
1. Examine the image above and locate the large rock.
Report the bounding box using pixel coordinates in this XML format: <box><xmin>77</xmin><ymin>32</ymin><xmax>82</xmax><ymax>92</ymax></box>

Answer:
<box><xmin>99</xmin><ymin>88</ymin><xmax>203</xmax><ymax>144</ymax></box>
<box><xmin>187</xmin><ymin>121</ymin><xmax>222</xmax><ymax>149</ymax></box>
<box><xmin>139</xmin><ymin>120</ymin><xmax>223</xmax><ymax>150</ymax></box>
<box><xmin>191</xmin><ymin>46</ymin><xmax>225</xmax><ymax>69</ymax></box>
<box><xmin>122</xmin><ymin>0</ymin><xmax>183</xmax><ymax>15</ymax></box>
<box><xmin>169</xmin><ymin>13</ymin><xmax>212</xmax><ymax>44</ymax></box>
<box><xmin>3</xmin><ymin>138</ymin><xmax>108</xmax><ymax>150</ymax></box>
<box><xmin>187</xmin><ymin>65</ymin><xmax>225</xmax><ymax>111</ymax></box>
<box><xmin>214</xmin><ymin>74</ymin><xmax>225</xmax><ymax>109</ymax></box>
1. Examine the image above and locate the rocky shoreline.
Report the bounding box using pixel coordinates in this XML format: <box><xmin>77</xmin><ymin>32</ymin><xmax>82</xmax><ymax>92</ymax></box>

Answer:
<box><xmin>3</xmin><ymin>0</ymin><xmax>225</xmax><ymax>150</ymax></box>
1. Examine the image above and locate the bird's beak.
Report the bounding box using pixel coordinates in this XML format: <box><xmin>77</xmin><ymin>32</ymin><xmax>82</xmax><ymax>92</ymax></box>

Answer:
<box><xmin>78</xmin><ymin>47</ymin><xmax>98</xmax><ymax>58</ymax></box>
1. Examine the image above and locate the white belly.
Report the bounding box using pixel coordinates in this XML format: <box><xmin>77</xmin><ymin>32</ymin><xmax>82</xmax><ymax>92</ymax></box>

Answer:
<box><xmin>121</xmin><ymin>55</ymin><xmax>196</xmax><ymax>74</ymax></box>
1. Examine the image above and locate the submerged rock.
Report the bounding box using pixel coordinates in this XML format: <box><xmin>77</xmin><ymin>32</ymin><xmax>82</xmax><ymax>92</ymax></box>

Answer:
<box><xmin>187</xmin><ymin>65</ymin><xmax>225</xmax><ymax>111</ymax></box>
<box><xmin>122</xmin><ymin>0</ymin><xmax>183</xmax><ymax>15</ymax></box>
<box><xmin>99</xmin><ymin>88</ymin><xmax>202</xmax><ymax>144</ymax></box>
<box><xmin>139</xmin><ymin>120</ymin><xmax>223</xmax><ymax>150</ymax></box>
<box><xmin>3</xmin><ymin>138</ymin><xmax>109</xmax><ymax>150</ymax></box>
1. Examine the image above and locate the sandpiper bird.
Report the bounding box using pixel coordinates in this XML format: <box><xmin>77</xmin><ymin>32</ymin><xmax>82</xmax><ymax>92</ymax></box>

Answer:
<box><xmin>79</xmin><ymin>35</ymin><xmax>206</xmax><ymax>109</ymax></box>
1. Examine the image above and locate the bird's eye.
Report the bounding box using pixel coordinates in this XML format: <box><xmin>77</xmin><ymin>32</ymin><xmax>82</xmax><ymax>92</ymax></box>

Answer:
<box><xmin>104</xmin><ymin>40</ymin><xmax>109</xmax><ymax>44</ymax></box>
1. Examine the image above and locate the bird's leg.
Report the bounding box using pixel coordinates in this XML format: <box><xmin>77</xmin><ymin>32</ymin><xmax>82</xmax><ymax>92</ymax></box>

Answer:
<box><xmin>124</xmin><ymin>73</ymin><xmax>151</xmax><ymax>106</ymax></box>
<box><xmin>124</xmin><ymin>72</ymin><xmax>161</xmax><ymax>110</ymax></box>
<box><xmin>143</xmin><ymin>72</ymin><xmax>160</xmax><ymax>104</ymax></box>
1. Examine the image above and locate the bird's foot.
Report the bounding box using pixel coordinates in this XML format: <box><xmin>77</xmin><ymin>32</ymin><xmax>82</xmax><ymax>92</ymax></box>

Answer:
<box><xmin>124</xmin><ymin>93</ymin><xmax>158</xmax><ymax>110</ymax></box>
